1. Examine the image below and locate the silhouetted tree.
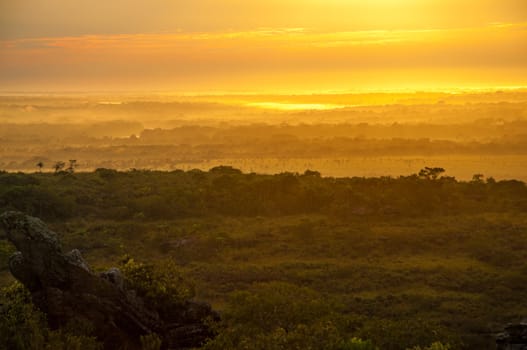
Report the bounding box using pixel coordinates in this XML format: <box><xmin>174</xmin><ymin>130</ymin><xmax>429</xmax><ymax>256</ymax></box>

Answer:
<box><xmin>53</xmin><ymin>161</ymin><xmax>65</xmax><ymax>174</ymax></box>
<box><xmin>67</xmin><ymin>160</ymin><xmax>78</xmax><ymax>174</ymax></box>
<box><xmin>303</xmin><ymin>169</ymin><xmax>321</xmax><ymax>177</ymax></box>
<box><xmin>418</xmin><ymin>167</ymin><xmax>445</xmax><ymax>180</ymax></box>
<box><xmin>471</xmin><ymin>174</ymin><xmax>484</xmax><ymax>183</ymax></box>
<box><xmin>36</xmin><ymin>162</ymin><xmax>44</xmax><ymax>173</ymax></box>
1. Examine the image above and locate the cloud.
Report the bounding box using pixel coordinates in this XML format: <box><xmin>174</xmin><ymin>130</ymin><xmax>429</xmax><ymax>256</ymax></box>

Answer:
<box><xmin>3</xmin><ymin>22</ymin><xmax>525</xmax><ymax>50</ymax></box>
<box><xmin>1</xmin><ymin>23</ymin><xmax>526</xmax><ymax>92</ymax></box>
<box><xmin>2</xmin><ymin>0</ymin><xmax>526</xmax><ymax>40</ymax></box>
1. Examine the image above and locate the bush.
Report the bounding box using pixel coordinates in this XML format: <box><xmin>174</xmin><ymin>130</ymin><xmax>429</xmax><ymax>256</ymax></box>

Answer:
<box><xmin>120</xmin><ymin>257</ymin><xmax>195</xmax><ymax>315</ymax></box>
<box><xmin>340</xmin><ymin>338</ymin><xmax>379</xmax><ymax>350</ymax></box>
<box><xmin>0</xmin><ymin>282</ymin><xmax>46</xmax><ymax>350</ymax></box>
<box><xmin>140</xmin><ymin>333</ymin><xmax>162</xmax><ymax>350</ymax></box>
<box><xmin>358</xmin><ymin>318</ymin><xmax>458</xmax><ymax>350</ymax></box>
<box><xmin>203</xmin><ymin>282</ymin><xmax>353</xmax><ymax>350</ymax></box>
<box><xmin>407</xmin><ymin>342</ymin><xmax>451</xmax><ymax>350</ymax></box>
<box><xmin>0</xmin><ymin>282</ymin><xmax>101</xmax><ymax>350</ymax></box>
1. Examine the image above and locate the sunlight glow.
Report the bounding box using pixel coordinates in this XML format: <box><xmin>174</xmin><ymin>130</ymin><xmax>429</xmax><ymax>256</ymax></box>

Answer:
<box><xmin>247</xmin><ymin>102</ymin><xmax>347</xmax><ymax>111</ymax></box>
<box><xmin>1</xmin><ymin>0</ymin><xmax>526</xmax><ymax>92</ymax></box>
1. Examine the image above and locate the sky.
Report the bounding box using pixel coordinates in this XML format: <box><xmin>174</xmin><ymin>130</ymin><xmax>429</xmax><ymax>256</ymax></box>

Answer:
<box><xmin>1</xmin><ymin>0</ymin><xmax>526</xmax><ymax>93</ymax></box>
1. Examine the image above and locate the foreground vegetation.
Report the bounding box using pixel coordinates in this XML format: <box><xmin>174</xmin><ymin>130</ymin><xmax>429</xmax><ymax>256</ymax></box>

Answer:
<box><xmin>1</xmin><ymin>168</ymin><xmax>526</xmax><ymax>349</ymax></box>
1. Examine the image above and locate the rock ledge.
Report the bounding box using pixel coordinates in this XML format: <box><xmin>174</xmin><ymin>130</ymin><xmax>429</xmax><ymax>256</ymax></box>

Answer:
<box><xmin>0</xmin><ymin>211</ymin><xmax>217</xmax><ymax>350</ymax></box>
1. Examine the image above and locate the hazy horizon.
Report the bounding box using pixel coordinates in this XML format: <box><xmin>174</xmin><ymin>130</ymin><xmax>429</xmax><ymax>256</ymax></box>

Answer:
<box><xmin>1</xmin><ymin>1</ymin><xmax>526</xmax><ymax>178</ymax></box>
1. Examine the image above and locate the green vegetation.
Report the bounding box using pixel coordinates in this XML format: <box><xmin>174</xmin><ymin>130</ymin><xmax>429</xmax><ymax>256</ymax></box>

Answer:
<box><xmin>120</xmin><ymin>256</ymin><xmax>195</xmax><ymax>316</ymax></box>
<box><xmin>0</xmin><ymin>167</ymin><xmax>526</xmax><ymax>221</ymax></box>
<box><xmin>0</xmin><ymin>260</ymin><xmax>189</xmax><ymax>350</ymax></box>
<box><xmin>0</xmin><ymin>282</ymin><xmax>102</xmax><ymax>350</ymax></box>
<box><xmin>139</xmin><ymin>334</ymin><xmax>162</xmax><ymax>350</ymax></box>
<box><xmin>1</xmin><ymin>168</ymin><xmax>526</xmax><ymax>349</ymax></box>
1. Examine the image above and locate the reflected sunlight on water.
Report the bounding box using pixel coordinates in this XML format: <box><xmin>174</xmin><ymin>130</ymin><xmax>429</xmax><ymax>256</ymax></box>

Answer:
<box><xmin>247</xmin><ymin>102</ymin><xmax>348</xmax><ymax>110</ymax></box>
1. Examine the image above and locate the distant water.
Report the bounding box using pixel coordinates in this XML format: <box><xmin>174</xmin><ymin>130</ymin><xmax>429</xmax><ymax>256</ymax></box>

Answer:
<box><xmin>247</xmin><ymin>102</ymin><xmax>349</xmax><ymax>110</ymax></box>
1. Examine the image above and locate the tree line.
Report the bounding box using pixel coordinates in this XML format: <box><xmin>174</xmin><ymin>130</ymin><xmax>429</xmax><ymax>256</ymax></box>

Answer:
<box><xmin>1</xmin><ymin>166</ymin><xmax>525</xmax><ymax>221</ymax></box>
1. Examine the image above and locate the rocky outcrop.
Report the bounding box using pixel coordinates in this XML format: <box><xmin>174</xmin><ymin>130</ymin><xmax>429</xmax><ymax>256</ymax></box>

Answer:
<box><xmin>0</xmin><ymin>211</ymin><xmax>217</xmax><ymax>349</ymax></box>
<box><xmin>497</xmin><ymin>321</ymin><xmax>527</xmax><ymax>350</ymax></box>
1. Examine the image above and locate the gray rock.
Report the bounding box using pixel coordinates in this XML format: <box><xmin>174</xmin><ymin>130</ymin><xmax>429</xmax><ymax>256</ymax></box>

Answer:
<box><xmin>8</xmin><ymin>251</ymin><xmax>39</xmax><ymax>290</ymax></box>
<box><xmin>65</xmin><ymin>249</ymin><xmax>91</xmax><ymax>272</ymax></box>
<box><xmin>0</xmin><ymin>211</ymin><xmax>217</xmax><ymax>350</ymax></box>
<box><xmin>100</xmin><ymin>267</ymin><xmax>125</xmax><ymax>290</ymax></box>
<box><xmin>497</xmin><ymin>322</ymin><xmax>527</xmax><ymax>350</ymax></box>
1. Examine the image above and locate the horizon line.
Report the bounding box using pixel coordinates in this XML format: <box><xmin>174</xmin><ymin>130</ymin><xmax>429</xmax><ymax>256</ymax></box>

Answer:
<box><xmin>1</xmin><ymin>85</ymin><xmax>527</xmax><ymax>97</ymax></box>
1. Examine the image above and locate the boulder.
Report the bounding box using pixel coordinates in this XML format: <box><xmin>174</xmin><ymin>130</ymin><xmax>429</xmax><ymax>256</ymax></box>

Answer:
<box><xmin>497</xmin><ymin>321</ymin><xmax>527</xmax><ymax>350</ymax></box>
<box><xmin>0</xmin><ymin>211</ymin><xmax>217</xmax><ymax>349</ymax></box>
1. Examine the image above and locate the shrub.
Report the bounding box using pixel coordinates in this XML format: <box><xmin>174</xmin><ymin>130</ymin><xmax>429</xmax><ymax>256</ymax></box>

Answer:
<box><xmin>120</xmin><ymin>257</ymin><xmax>195</xmax><ymax>313</ymax></box>
<box><xmin>407</xmin><ymin>342</ymin><xmax>451</xmax><ymax>350</ymax></box>
<box><xmin>140</xmin><ymin>333</ymin><xmax>162</xmax><ymax>350</ymax></box>
<box><xmin>0</xmin><ymin>282</ymin><xmax>101</xmax><ymax>350</ymax></box>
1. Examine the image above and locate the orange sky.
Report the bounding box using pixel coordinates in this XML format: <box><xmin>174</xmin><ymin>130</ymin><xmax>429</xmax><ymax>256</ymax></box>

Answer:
<box><xmin>1</xmin><ymin>0</ymin><xmax>526</xmax><ymax>93</ymax></box>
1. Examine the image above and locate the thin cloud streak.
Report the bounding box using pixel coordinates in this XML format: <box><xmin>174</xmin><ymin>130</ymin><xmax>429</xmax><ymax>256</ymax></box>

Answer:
<box><xmin>2</xmin><ymin>22</ymin><xmax>525</xmax><ymax>50</ymax></box>
<box><xmin>1</xmin><ymin>23</ymin><xmax>526</xmax><ymax>92</ymax></box>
